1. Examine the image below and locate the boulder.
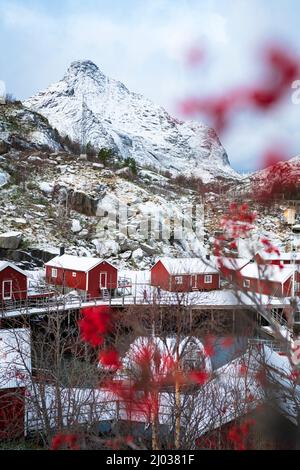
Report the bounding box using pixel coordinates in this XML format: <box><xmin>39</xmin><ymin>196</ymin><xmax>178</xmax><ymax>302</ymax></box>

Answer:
<box><xmin>119</xmin><ymin>250</ymin><xmax>132</xmax><ymax>260</ymax></box>
<box><xmin>0</xmin><ymin>231</ymin><xmax>23</xmax><ymax>249</ymax></box>
<box><xmin>119</xmin><ymin>239</ymin><xmax>140</xmax><ymax>252</ymax></box>
<box><xmin>132</xmin><ymin>248</ymin><xmax>145</xmax><ymax>262</ymax></box>
<box><xmin>14</xmin><ymin>218</ymin><xmax>27</xmax><ymax>226</ymax></box>
<box><xmin>140</xmin><ymin>242</ymin><xmax>158</xmax><ymax>256</ymax></box>
<box><xmin>115</xmin><ymin>167</ymin><xmax>130</xmax><ymax>177</ymax></box>
<box><xmin>53</xmin><ymin>185</ymin><xmax>99</xmax><ymax>216</ymax></box>
<box><xmin>92</xmin><ymin>163</ymin><xmax>104</xmax><ymax>170</ymax></box>
<box><xmin>101</xmin><ymin>169</ymin><xmax>114</xmax><ymax>178</ymax></box>
<box><xmin>78</xmin><ymin>229</ymin><xmax>89</xmax><ymax>239</ymax></box>
<box><xmin>39</xmin><ymin>182</ymin><xmax>54</xmax><ymax>194</ymax></box>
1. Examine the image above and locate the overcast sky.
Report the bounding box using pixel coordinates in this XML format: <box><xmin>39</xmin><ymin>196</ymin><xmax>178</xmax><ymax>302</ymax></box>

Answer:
<box><xmin>0</xmin><ymin>0</ymin><xmax>299</xmax><ymax>172</ymax></box>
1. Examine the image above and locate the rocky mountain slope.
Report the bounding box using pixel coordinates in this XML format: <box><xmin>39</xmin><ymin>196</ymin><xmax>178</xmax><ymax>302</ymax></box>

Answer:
<box><xmin>0</xmin><ymin>101</ymin><xmax>63</xmax><ymax>153</ymax></box>
<box><xmin>0</xmin><ymin>144</ymin><xmax>293</xmax><ymax>269</ymax></box>
<box><xmin>24</xmin><ymin>60</ymin><xmax>238</xmax><ymax>183</ymax></box>
<box><xmin>0</xmin><ymin>148</ymin><xmax>211</xmax><ymax>268</ymax></box>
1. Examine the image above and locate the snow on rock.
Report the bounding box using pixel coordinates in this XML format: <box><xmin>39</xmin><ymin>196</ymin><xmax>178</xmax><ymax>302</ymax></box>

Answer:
<box><xmin>0</xmin><ymin>170</ymin><xmax>9</xmax><ymax>187</ymax></box>
<box><xmin>132</xmin><ymin>248</ymin><xmax>144</xmax><ymax>262</ymax></box>
<box><xmin>24</xmin><ymin>60</ymin><xmax>238</xmax><ymax>182</ymax></box>
<box><xmin>71</xmin><ymin>219</ymin><xmax>82</xmax><ymax>233</ymax></box>
<box><xmin>92</xmin><ymin>239</ymin><xmax>119</xmax><ymax>257</ymax></box>
<box><xmin>14</xmin><ymin>218</ymin><xmax>27</xmax><ymax>226</ymax></box>
<box><xmin>0</xmin><ymin>103</ymin><xmax>63</xmax><ymax>152</ymax></box>
<box><xmin>38</xmin><ymin>181</ymin><xmax>54</xmax><ymax>194</ymax></box>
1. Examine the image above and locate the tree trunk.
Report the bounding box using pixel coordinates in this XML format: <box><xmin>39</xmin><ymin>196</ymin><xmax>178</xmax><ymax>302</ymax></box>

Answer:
<box><xmin>151</xmin><ymin>391</ymin><xmax>159</xmax><ymax>450</ymax></box>
<box><xmin>175</xmin><ymin>337</ymin><xmax>181</xmax><ymax>449</ymax></box>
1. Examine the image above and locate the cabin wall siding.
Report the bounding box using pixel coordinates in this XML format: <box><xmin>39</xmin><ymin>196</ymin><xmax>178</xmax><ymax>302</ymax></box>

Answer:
<box><xmin>0</xmin><ymin>267</ymin><xmax>27</xmax><ymax>301</ymax></box>
<box><xmin>0</xmin><ymin>387</ymin><xmax>25</xmax><ymax>439</ymax></box>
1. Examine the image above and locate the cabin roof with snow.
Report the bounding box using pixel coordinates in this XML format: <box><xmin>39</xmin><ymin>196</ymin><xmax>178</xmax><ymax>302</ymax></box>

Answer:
<box><xmin>0</xmin><ymin>261</ymin><xmax>27</xmax><ymax>277</ymax></box>
<box><xmin>45</xmin><ymin>254</ymin><xmax>115</xmax><ymax>273</ymax></box>
<box><xmin>256</xmin><ymin>250</ymin><xmax>300</xmax><ymax>261</ymax></box>
<box><xmin>217</xmin><ymin>257</ymin><xmax>250</xmax><ymax>270</ymax></box>
<box><xmin>240</xmin><ymin>263</ymin><xmax>295</xmax><ymax>283</ymax></box>
<box><xmin>0</xmin><ymin>328</ymin><xmax>31</xmax><ymax>389</ymax></box>
<box><xmin>155</xmin><ymin>257</ymin><xmax>218</xmax><ymax>275</ymax></box>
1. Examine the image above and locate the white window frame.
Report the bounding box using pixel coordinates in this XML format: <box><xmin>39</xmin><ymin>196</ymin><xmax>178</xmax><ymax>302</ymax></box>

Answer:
<box><xmin>204</xmin><ymin>275</ymin><xmax>212</xmax><ymax>284</ymax></box>
<box><xmin>2</xmin><ymin>280</ymin><xmax>13</xmax><ymax>300</ymax></box>
<box><xmin>72</xmin><ymin>272</ymin><xmax>77</xmax><ymax>278</ymax></box>
<box><xmin>175</xmin><ymin>276</ymin><xmax>183</xmax><ymax>285</ymax></box>
<box><xmin>243</xmin><ymin>279</ymin><xmax>250</xmax><ymax>288</ymax></box>
<box><xmin>51</xmin><ymin>268</ymin><xmax>58</xmax><ymax>278</ymax></box>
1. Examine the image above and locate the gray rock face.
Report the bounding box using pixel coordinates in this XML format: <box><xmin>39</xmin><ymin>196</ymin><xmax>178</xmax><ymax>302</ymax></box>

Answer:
<box><xmin>53</xmin><ymin>185</ymin><xmax>99</xmax><ymax>216</ymax></box>
<box><xmin>0</xmin><ymin>231</ymin><xmax>23</xmax><ymax>249</ymax></box>
<box><xmin>0</xmin><ymin>103</ymin><xmax>64</xmax><ymax>153</ymax></box>
<box><xmin>69</xmin><ymin>190</ymin><xmax>99</xmax><ymax>216</ymax></box>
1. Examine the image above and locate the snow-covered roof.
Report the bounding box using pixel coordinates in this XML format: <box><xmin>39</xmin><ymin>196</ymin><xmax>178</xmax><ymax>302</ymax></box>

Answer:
<box><xmin>191</xmin><ymin>345</ymin><xmax>300</xmax><ymax>437</ymax></box>
<box><xmin>0</xmin><ymin>261</ymin><xmax>27</xmax><ymax>277</ymax></box>
<box><xmin>27</xmin><ymin>385</ymin><xmax>116</xmax><ymax>431</ymax></box>
<box><xmin>240</xmin><ymin>263</ymin><xmax>294</xmax><ymax>283</ymax></box>
<box><xmin>217</xmin><ymin>257</ymin><xmax>250</xmax><ymax>270</ymax></box>
<box><xmin>257</xmin><ymin>250</ymin><xmax>300</xmax><ymax>261</ymax></box>
<box><xmin>0</xmin><ymin>328</ymin><xmax>31</xmax><ymax>389</ymax></box>
<box><xmin>45</xmin><ymin>254</ymin><xmax>115</xmax><ymax>272</ymax></box>
<box><xmin>156</xmin><ymin>257</ymin><xmax>218</xmax><ymax>275</ymax></box>
<box><xmin>120</xmin><ymin>336</ymin><xmax>212</xmax><ymax>374</ymax></box>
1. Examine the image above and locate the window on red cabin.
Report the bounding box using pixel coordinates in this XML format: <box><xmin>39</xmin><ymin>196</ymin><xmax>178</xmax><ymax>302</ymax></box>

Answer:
<box><xmin>72</xmin><ymin>272</ymin><xmax>77</xmax><ymax>277</ymax></box>
<box><xmin>243</xmin><ymin>279</ymin><xmax>250</xmax><ymax>288</ymax></box>
<box><xmin>51</xmin><ymin>268</ymin><xmax>57</xmax><ymax>278</ymax></box>
<box><xmin>175</xmin><ymin>276</ymin><xmax>183</xmax><ymax>284</ymax></box>
<box><xmin>204</xmin><ymin>275</ymin><xmax>212</xmax><ymax>284</ymax></box>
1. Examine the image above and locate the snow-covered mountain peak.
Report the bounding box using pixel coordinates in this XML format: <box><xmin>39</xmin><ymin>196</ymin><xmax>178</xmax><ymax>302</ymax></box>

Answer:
<box><xmin>24</xmin><ymin>60</ymin><xmax>239</xmax><ymax>182</ymax></box>
<box><xmin>66</xmin><ymin>59</ymin><xmax>101</xmax><ymax>77</ymax></box>
<box><xmin>63</xmin><ymin>60</ymin><xmax>110</xmax><ymax>89</ymax></box>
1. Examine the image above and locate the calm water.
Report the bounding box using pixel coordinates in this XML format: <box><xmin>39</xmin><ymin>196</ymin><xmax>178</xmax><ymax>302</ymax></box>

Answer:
<box><xmin>210</xmin><ymin>336</ymin><xmax>248</xmax><ymax>370</ymax></box>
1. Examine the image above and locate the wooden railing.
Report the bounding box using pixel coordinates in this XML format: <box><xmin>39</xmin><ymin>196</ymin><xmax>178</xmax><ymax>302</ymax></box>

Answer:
<box><xmin>0</xmin><ymin>290</ymin><xmax>199</xmax><ymax>314</ymax></box>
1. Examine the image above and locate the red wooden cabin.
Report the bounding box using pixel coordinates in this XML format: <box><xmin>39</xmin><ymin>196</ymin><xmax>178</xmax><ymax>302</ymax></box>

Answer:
<box><xmin>45</xmin><ymin>254</ymin><xmax>118</xmax><ymax>299</ymax></box>
<box><xmin>239</xmin><ymin>263</ymin><xmax>296</xmax><ymax>297</ymax></box>
<box><xmin>0</xmin><ymin>261</ymin><xmax>27</xmax><ymax>303</ymax></box>
<box><xmin>0</xmin><ymin>388</ymin><xmax>25</xmax><ymax>440</ymax></box>
<box><xmin>0</xmin><ymin>328</ymin><xmax>31</xmax><ymax>440</ymax></box>
<box><xmin>151</xmin><ymin>257</ymin><xmax>219</xmax><ymax>292</ymax></box>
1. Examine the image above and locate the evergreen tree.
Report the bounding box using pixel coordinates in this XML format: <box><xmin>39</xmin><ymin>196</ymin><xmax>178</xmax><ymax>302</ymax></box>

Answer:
<box><xmin>98</xmin><ymin>148</ymin><xmax>115</xmax><ymax>166</ymax></box>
